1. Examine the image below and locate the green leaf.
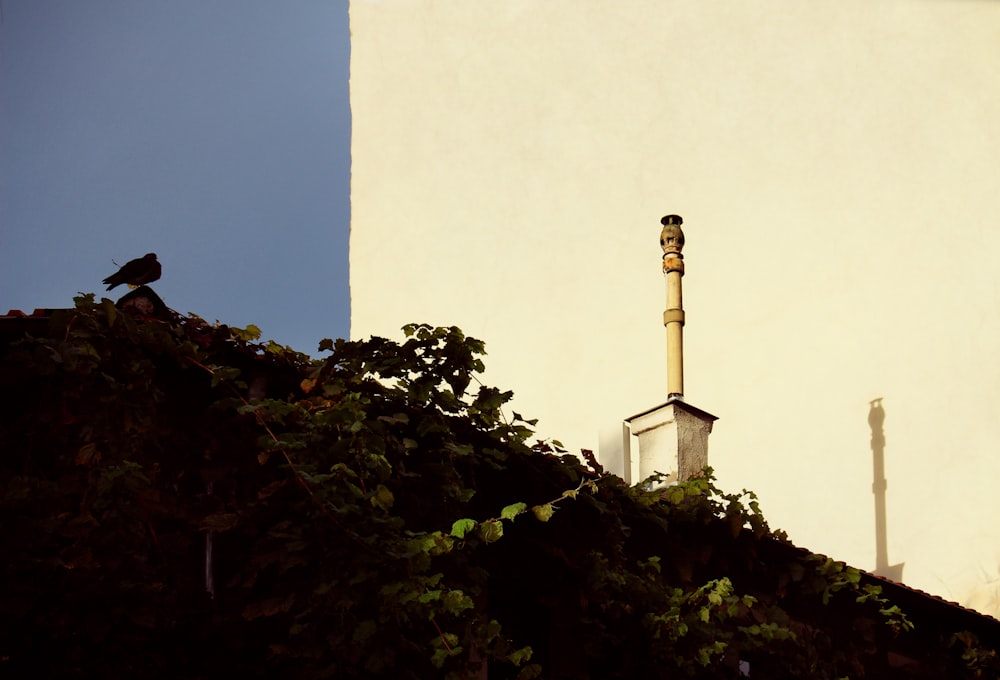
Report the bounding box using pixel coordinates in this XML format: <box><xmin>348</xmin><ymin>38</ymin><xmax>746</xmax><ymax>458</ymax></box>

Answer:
<box><xmin>517</xmin><ymin>664</ymin><xmax>544</xmax><ymax>680</ymax></box>
<box><xmin>532</xmin><ymin>504</ymin><xmax>554</xmax><ymax>522</ymax></box>
<box><xmin>500</xmin><ymin>502</ymin><xmax>527</xmax><ymax>521</ymax></box>
<box><xmin>446</xmin><ymin>442</ymin><xmax>474</xmax><ymax>457</ymax></box>
<box><xmin>639</xmin><ymin>556</ymin><xmax>661</xmax><ymax>574</ymax></box>
<box><xmin>209</xmin><ymin>365</ymin><xmax>241</xmax><ymax>387</ymax></box>
<box><xmin>665</xmin><ymin>486</ymin><xmax>686</xmax><ymax>504</ymax></box>
<box><xmin>480</xmin><ymin>520</ymin><xmax>504</xmax><ymax>543</ymax></box>
<box><xmin>418</xmin><ymin>589</ymin><xmax>442</xmax><ymax>604</ymax></box>
<box><xmin>101</xmin><ymin>298</ymin><xmax>118</xmax><ymax>326</ymax></box>
<box><xmin>370</xmin><ymin>484</ymin><xmax>394</xmax><ymax>511</ymax></box>
<box><xmin>430</xmin><ymin>647</ymin><xmax>451</xmax><ymax>669</ymax></box>
<box><xmin>442</xmin><ymin>589</ymin><xmax>473</xmax><ymax>615</ymax></box>
<box><xmin>450</xmin><ymin>518</ymin><xmax>477</xmax><ymax>538</ymax></box>
<box><xmin>507</xmin><ymin>645</ymin><xmax>533</xmax><ymax>666</ymax></box>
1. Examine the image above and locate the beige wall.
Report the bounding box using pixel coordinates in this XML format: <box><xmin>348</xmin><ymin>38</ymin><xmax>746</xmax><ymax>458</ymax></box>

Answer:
<box><xmin>350</xmin><ymin>0</ymin><xmax>1000</xmax><ymax>617</ymax></box>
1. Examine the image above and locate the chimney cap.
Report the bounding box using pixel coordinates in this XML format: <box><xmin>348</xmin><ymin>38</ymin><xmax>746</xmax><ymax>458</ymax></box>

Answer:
<box><xmin>660</xmin><ymin>214</ymin><xmax>683</xmax><ymax>226</ymax></box>
<box><xmin>625</xmin><ymin>396</ymin><xmax>718</xmax><ymax>424</ymax></box>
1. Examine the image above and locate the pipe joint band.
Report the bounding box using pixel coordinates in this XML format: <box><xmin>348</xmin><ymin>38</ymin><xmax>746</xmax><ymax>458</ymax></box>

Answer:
<box><xmin>662</xmin><ymin>256</ymin><xmax>685</xmax><ymax>274</ymax></box>
<box><xmin>663</xmin><ymin>309</ymin><xmax>685</xmax><ymax>326</ymax></box>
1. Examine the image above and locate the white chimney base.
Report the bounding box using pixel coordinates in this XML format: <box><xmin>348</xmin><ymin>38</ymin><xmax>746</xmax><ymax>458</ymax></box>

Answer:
<box><xmin>626</xmin><ymin>398</ymin><xmax>717</xmax><ymax>484</ymax></box>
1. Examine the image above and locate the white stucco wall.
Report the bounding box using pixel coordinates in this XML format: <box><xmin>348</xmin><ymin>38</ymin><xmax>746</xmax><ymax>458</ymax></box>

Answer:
<box><xmin>349</xmin><ymin>0</ymin><xmax>1000</xmax><ymax>617</ymax></box>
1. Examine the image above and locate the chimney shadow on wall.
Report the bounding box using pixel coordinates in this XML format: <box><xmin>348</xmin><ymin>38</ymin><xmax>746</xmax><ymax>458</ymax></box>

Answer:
<box><xmin>868</xmin><ymin>398</ymin><xmax>904</xmax><ymax>581</ymax></box>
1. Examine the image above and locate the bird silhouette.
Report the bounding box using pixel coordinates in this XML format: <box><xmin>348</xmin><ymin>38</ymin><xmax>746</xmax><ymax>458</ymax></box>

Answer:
<box><xmin>103</xmin><ymin>253</ymin><xmax>162</xmax><ymax>290</ymax></box>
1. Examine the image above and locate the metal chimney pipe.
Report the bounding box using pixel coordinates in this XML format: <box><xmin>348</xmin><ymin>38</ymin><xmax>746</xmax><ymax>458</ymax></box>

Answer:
<box><xmin>660</xmin><ymin>214</ymin><xmax>685</xmax><ymax>398</ymax></box>
<box><xmin>603</xmin><ymin>214</ymin><xmax>715</xmax><ymax>486</ymax></box>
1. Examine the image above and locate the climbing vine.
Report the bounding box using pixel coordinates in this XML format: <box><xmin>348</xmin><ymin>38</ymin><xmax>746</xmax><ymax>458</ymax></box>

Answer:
<box><xmin>0</xmin><ymin>296</ymin><xmax>997</xmax><ymax>678</ymax></box>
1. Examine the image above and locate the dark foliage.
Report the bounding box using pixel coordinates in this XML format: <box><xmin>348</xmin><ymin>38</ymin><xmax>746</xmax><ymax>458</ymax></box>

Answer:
<box><xmin>1</xmin><ymin>295</ymin><xmax>997</xmax><ymax>678</ymax></box>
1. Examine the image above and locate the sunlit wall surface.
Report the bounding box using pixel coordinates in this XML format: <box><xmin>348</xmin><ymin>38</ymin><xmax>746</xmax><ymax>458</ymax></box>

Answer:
<box><xmin>350</xmin><ymin>0</ymin><xmax>1000</xmax><ymax>617</ymax></box>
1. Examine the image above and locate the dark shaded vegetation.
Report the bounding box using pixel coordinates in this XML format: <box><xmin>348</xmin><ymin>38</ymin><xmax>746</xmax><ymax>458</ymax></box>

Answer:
<box><xmin>1</xmin><ymin>295</ymin><xmax>997</xmax><ymax>678</ymax></box>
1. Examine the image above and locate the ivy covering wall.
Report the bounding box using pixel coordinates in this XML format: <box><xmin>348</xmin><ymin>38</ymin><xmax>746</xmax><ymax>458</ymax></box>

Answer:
<box><xmin>0</xmin><ymin>296</ymin><xmax>996</xmax><ymax>678</ymax></box>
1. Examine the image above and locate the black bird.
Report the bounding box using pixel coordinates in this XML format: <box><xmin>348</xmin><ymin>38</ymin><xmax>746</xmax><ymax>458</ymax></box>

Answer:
<box><xmin>103</xmin><ymin>253</ymin><xmax>162</xmax><ymax>290</ymax></box>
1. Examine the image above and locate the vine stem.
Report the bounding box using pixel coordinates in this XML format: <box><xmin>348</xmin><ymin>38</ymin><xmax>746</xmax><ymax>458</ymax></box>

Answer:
<box><xmin>63</xmin><ymin>314</ymin><xmax>78</xmax><ymax>342</ymax></box>
<box><xmin>430</xmin><ymin>617</ymin><xmax>453</xmax><ymax>651</ymax></box>
<box><xmin>429</xmin><ymin>616</ymin><xmax>470</xmax><ymax>680</ymax></box>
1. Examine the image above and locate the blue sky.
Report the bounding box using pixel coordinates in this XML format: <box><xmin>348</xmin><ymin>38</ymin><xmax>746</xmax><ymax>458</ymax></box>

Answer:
<box><xmin>0</xmin><ymin>1</ymin><xmax>351</xmax><ymax>355</ymax></box>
